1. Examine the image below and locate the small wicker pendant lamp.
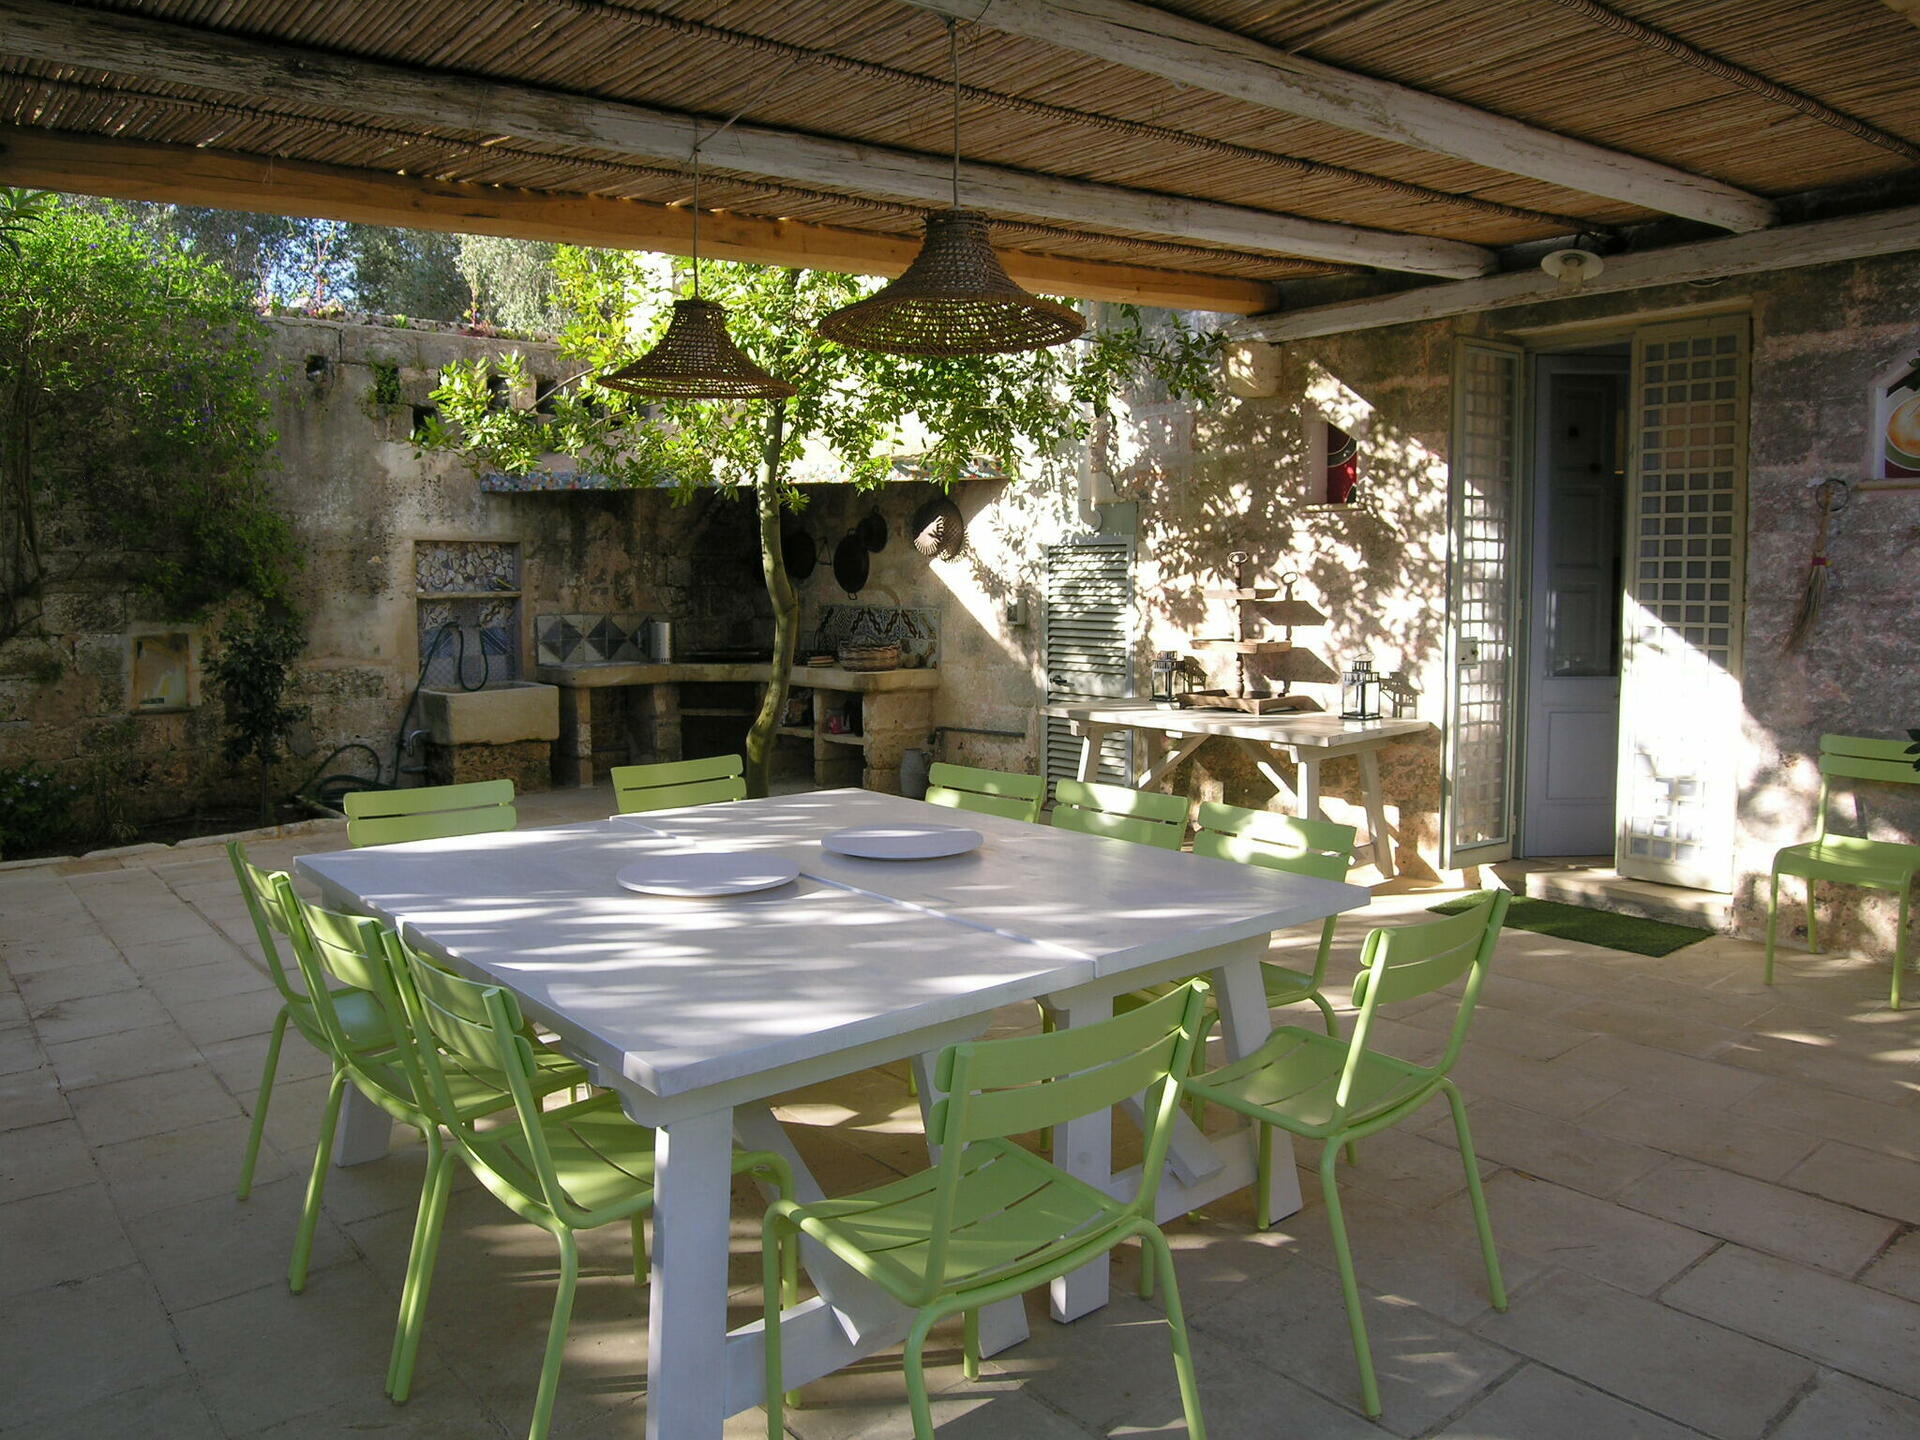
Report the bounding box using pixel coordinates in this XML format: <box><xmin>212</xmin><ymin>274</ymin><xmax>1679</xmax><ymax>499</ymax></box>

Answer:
<box><xmin>600</xmin><ymin>148</ymin><xmax>796</xmax><ymax>401</ymax></box>
<box><xmin>817</xmin><ymin>21</ymin><xmax>1085</xmax><ymax>358</ymax></box>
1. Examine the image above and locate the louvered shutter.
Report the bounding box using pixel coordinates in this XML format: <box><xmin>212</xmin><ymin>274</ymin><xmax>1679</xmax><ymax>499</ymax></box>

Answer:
<box><xmin>1044</xmin><ymin>538</ymin><xmax>1133</xmax><ymax>783</ymax></box>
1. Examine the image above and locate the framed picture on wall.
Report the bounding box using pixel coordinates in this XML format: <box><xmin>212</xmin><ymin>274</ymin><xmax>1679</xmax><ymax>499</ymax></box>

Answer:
<box><xmin>1873</xmin><ymin>346</ymin><xmax>1920</xmax><ymax>480</ymax></box>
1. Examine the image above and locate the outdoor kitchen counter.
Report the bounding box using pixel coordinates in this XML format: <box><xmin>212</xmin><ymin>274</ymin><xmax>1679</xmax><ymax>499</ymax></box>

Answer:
<box><xmin>539</xmin><ymin>661</ymin><xmax>939</xmax><ymax>790</ymax></box>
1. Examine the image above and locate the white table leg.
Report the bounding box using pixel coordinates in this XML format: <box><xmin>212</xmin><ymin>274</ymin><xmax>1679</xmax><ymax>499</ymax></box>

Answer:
<box><xmin>1046</xmin><ymin>992</ymin><xmax>1113</xmax><ymax>1323</ymax></box>
<box><xmin>647</xmin><ymin>1106</ymin><xmax>736</xmax><ymax>1440</ymax></box>
<box><xmin>1358</xmin><ymin>748</ymin><xmax>1396</xmax><ymax>878</ymax></box>
<box><xmin>1073</xmin><ymin>723</ymin><xmax>1111</xmax><ymax>783</ymax></box>
<box><xmin>1136</xmin><ymin>733</ymin><xmax>1207</xmax><ymax>792</ymax></box>
<box><xmin>331</xmin><ymin>1086</ymin><xmax>393</xmax><ymax>1167</ymax></box>
<box><xmin>1298</xmin><ymin>755</ymin><xmax>1325</xmax><ymax>821</ymax></box>
<box><xmin>1211</xmin><ymin>954</ymin><xmax>1302</xmax><ymax>1224</ymax></box>
<box><xmin>1248</xmin><ymin>741</ymin><xmax>1298</xmax><ymax>808</ymax></box>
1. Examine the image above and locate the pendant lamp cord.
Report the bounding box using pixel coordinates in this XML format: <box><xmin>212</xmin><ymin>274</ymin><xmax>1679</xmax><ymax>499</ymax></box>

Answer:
<box><xmin>948</xmin><ymin>17</ymin><xmax>961</xmax><ymax>210</ymax></box>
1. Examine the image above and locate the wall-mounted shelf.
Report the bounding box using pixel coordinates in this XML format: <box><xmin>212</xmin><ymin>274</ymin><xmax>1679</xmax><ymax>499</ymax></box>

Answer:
<box><xmin>1190</xmin><ymin>639</ymin><xmax>1293</xmax><ymax>654</ymax></box>
<box><xmin>1202</xmin><ymin>587</ymin><xmax>1279</xmax><ymax>601</ymax></box>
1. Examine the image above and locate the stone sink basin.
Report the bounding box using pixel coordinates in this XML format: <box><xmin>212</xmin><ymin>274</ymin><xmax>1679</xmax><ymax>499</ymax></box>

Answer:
<box><xmin>420</xmin><ymin>680</ymin><xmax>560</xmax><ymax>747</ymax></box>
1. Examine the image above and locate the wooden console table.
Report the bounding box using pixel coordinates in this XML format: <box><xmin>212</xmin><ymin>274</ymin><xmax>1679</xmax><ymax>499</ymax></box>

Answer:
<box><xmin>538</xmin><ymin>661</ymin><xmax>938</xmax><ymax>793</ymax></box>
<box><xmin>1044</xmin><ymin>700</ymin><xmax>1430</xmax><ymax>877</ymax></box>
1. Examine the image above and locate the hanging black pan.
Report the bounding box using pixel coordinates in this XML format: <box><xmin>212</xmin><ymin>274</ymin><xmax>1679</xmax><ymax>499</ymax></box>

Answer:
<box><xmin>833</xmin><ymin>530</ymin><xmax>869</xmax><ymax>596</ymax></box>
<box><xmin>857</xmin><ymin>507</ymin><xmax>889</xmax><ymax>553</ymax></box>
<box><xmin>781</xmin><ymin>523</ymin><xmax>817</xmax><ymax>581</ymax></box>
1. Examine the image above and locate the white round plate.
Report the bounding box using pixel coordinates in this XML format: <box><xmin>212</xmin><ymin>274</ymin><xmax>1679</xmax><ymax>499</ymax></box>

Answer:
<box><xmin>616</xmin><ymin>852</ymin><xmax>799</xmax><ymax>898</ymax></box>
<box><xmin>822</xmin><ymin>824</ymin><xmax>983</xmax><ymax>861</ymax></box>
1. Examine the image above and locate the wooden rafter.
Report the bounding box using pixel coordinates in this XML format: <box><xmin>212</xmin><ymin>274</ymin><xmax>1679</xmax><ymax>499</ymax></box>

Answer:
<box><xmin>0</xmin><ymin>127</ymin><xmax>1287</xmax><ymax>314</ymax></box>
<box><xmin>1230</xmin><ymin>204</ymin><xmax>1920</xmax><ymax>341</ymax></box>
<box><xmin>0</xmin><ymin>0</ymin><xmax>1498</xmax><ymax>278</ymax></box>
<box><xmin>900</xmin><ymin>0</ymin><xmax>1779</xmax><ymax>233</ymax></box>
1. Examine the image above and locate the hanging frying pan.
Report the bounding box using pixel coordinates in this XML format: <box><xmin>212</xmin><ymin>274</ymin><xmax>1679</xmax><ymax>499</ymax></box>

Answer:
<box><xmin>833</xmin><ymin>530</ymin><xmax>869</xmax><ymax>596</ymax></box>
<box><xmin>857</xmin><ymin>507</ymin><xmax>889</xmax><ymax>553</ymax></box>
<box><xmin>781</xmin><ymin>523</ymin><xmax>817</xmax><ymax>581</ymax></box>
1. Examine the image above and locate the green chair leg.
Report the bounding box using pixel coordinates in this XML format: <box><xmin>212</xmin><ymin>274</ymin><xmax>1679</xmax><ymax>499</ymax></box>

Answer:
<box><xmin>1319</xmin><ymin>1141</ymin><xmax>1381</xmax><ymax>1420</ymax></box>
<box><xmin>388</xmin><ymin>1140</ymin><xmax>454</xmax><ymax>1404</ymax></box>
<box><xmin>630</xmin><ymin>1213</ymin><xmax>648</xmax><ymax>1284</ymax></box>
<box><xmin>902</xmin><ymin>1310</ymin><xmax>939</xmax><ymax>1440</ymax></box>
<box><xmin>1139</xmin><ymin>1234</ymin><xmax>1157</xmax><ymax>1301</ymax></box>
<box><xmin>1141</xmin><ymin>1224</ymin><xmax>1207</xmax><ymax>1440</ymax></box>
<box><xmin>1894</xmin><ymin>886</ymin><xmax>1911</xmax><ymax>1012</ymax></box>
<box><xmin>1308</xmin><ymin>989</ymin><xmax>1339</xmax><ymax>1038</ymax></box>
<box><xmin>1764</xmin><ymin>870</ymin><xmax>1781</xmax><ymax>985</ymax></box>
<box><xmin>528</xmin><ymin>1230</ymin><xmax>580</xmax><ymax>1440</ymax></box>
<box><xmin>962</xmin><ymin>1308</ymin><xmax>981</xmax><ymax>1381</ymax></box>
<box><xmin>1443</xmin><ymin>1083</ymin><xmax>1506</xmax><ymax>1311</ymax></box>
<box><xmin>289</xmin><ymin>1067</ymin><xmax>347</xmax><ymax>1294</ymax></box>
<box><xmin>763</xmin><ymin>1219</ymin><xmax>787</xmax><ymax>1440</ymax></box>
<box><xmin>1806</xmin><ymin>879</ymin><xmax>1821</xmax><ymax>954</ymax></box>
<box><xmin>238</xmin><ymin>1005</ymin><xmax>289</xmax><ymax>1200</ymax></box>
<box><xmin>1255</xmin><ymin>1125</ymin><xmax>1274</xmax><ymax>1230</ymax></box>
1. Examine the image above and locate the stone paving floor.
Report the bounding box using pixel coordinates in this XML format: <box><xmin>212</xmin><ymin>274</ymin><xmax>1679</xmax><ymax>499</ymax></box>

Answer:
<box><xmin>3</xmin><ymin>784</ymin><xmax>1919</xmax><ymax>1439</ymax></box>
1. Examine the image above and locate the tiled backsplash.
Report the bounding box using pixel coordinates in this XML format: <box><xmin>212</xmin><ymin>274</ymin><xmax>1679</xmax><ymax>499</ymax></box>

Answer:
<box><xmin>536</xmin><ymin>613</ymin><xmax>650</xmax><ymax>665</ymax></box>
<box><xmin>814</xmin><ymin>605</ymin><xmax>939</xmax><ymax>668</ymax></box>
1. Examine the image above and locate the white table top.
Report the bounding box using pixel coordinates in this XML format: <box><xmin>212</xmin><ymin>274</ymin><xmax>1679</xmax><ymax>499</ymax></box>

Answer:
<box><xmin>1043</xmin><ymin>700</ymin><xmax>1429</xmax><ymax>749</ymax></box>
<box><xmin>298</xmin><ymin>792</ymin><xmax>1366</xmax><ymax>1103</ymax></box>
<box><xmin>618</xmin><ymin>789</ymin><xmax>1364</xmax><ymax>975</ymax></box>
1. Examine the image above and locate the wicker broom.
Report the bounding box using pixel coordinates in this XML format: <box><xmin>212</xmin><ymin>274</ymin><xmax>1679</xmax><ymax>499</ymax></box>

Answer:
<box><xmin>1785</xmin><ymin>481</ymin><xmax>1842</xmax><ymax>651</ymax></box>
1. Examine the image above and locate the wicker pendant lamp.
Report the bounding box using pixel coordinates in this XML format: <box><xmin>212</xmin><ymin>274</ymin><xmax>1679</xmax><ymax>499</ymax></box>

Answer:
<box><xmin>817</xmin><ymin>22</ymin><xmax>1085</xmax><ymax>358</ymax></box>
<box><xmin>600</xmin><ymin>148</ymin><xmax>795</xmax><ymax>401</ymax></box>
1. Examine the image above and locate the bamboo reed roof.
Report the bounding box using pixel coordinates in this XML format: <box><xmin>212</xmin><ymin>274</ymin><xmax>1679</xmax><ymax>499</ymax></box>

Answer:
<box><xmin>2</xmin><ymin>0</ymin><xmax>1917</xmax><ymax>310</ymax></box>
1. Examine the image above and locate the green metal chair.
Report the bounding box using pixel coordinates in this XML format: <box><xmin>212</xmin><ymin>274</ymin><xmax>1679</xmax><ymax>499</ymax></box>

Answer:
<box><xmin>1050</xmin><ymin>777</ymin><xmax>1188</xmax><ymax>850</ymax></box>
<box><xmin>228</xmin><ymin>842</ymin><xmax>396</xmax><ymax>1201</ymax></box>
<box><xmin>271</xmin><ymin>883</ymin><xmax>587</xmax><ymax>1383</ymax></box>
<box><xmin>924</xmin><ymin>762</ymin><xmax>1045</xmax><ymax>824</ymax></box>
<box><xmin>343</xmin><ymin>779</ymin><xmax>517</xmax><ymax>847</ymax></box>
<box><xmin>609</xmin><ymin>754</ymin><xmax>746</xmax><ymax>813</ymax></box>
<box><xmin>388</xmin><ymin>932</ymin><xmax>792</xmax><ymax>1440</ymax></box>
<box><xmin>1192</xmin><ymin>802</ymin><xmax>1359</xmax><ymax>1036</ymax></box>
<box><xmin>1183</xmin><ymin>892</ymin><xmax>1509</xmax><ymax>1420</ymax></box>
<box><xmin>1766</xmin><ymin>733</ymin><xmax>1920</xmax><ymax>1010</ymax></box>
<box><xmin>763</xmin><ymin>981</ymin><xmax>1212</xmax><ymax>1440</ymax></box>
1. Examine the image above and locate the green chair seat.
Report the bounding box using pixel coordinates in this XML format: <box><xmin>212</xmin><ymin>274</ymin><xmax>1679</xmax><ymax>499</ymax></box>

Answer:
<box><xmin>1186</xmin><ymin>1027</ymin><xmax>1435</xmax><ymax>1136</ymax></box>
<box><xmin>347</xmin><ymin>1031</ymin><xmax>582</xmax><ymax>1126</ymax></box>
<box><xmin>463</xmin><ymin>1093</ymin><xmax>661</xmax><ymax>1220</ymax></box>
<box><xmin>285</xmin><ymin>987</ymin><xmax>395</xmax><ymax>1055</ymax></box>
<box><xmin>1765</xmin><ymin>734</ymin><xmax>1920</xmax><ymax>1010</ymax></box>
<box><xmin>1774</xmin><ymin>835</ymin><xmax>1920</xmax><ymax>887</ymax></box>
<box><xmin>789</xmin><ymin>1141</ymin><xmax>1120</xmax><ymax>1300</ymax></box>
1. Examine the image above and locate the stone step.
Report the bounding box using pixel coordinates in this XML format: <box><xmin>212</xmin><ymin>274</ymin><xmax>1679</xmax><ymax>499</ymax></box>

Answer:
<box><xmin>1504</xmin><ymin>860</ymin><xmax>1731</xmax><ymax>931</ymax></box>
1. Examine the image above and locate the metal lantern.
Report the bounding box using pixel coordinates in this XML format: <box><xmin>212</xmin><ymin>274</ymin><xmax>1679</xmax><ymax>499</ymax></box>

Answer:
<box><xmin>815</xmin><ymin>21</ymin><xmax>1086</xmax><ymax>358</ymax></box>
<box><xmin>1151</xmin><ymin>651</ymin><xmax>1196</xmax><ymax>708</ymax></box>
<box><xmin>1340</xmin><ymin>656</ymin><xmax>1382</xmax><ymax>721</ymax></box>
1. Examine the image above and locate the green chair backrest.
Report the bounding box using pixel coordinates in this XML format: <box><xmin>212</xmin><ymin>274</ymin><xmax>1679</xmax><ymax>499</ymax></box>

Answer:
<box><xmin>272</xmin><ymin>876</ymin><xmax>414</xmax><ymax>1084</ymax></box>
<box><xmin>1339</xmin><ymin>891</ymin><xmax>1507</xmax><ymax>1124</ymax></box>
<box><xmin>388</xmin><ymin>930</ymin><xmax>591</xmax><ymax>1227</ymax></box>
<box><xmin>344</xmin><ymin>780</ymin><xmax>517</xmax><ymax>847</ymax></box>
<box><xmin>925</xmin><ymin>763</ymin><xmax>1045</xmax><ymax>824</ymax></box>
<box><xmin>227</xmin><ymin>842</ymin><xmax>305</xmax><ymax>1006</ymax></box>
<box><xmin>1192</xmin><ymin>802</ymin><xmax>1356</xmax><ymax>883</ymax></box>
<box><xmin>610</xmin><ymin>755</ymin><xmax>746</xmax><ymax>814</ymax></box>
<box><xmin>920</xmin><ymin>980</ymin><xmax>1207</xmax><ymax>1304</ymax></box>
<box><xmin>1814</xmin><ymin>735</ymin><xmax>1920</xmax><ymax>840</ymax></box>
<box><xmin>1051</xmin><ymin>778</ymin><xmax>1188</xmax><ymax>849</ymax></box>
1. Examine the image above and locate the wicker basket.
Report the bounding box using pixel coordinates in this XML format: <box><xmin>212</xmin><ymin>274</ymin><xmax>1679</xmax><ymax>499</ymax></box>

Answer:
<box><xmin>837</xmin><ymin>643</ymin><xmax>902</xmax><ymax>672</ymax></box>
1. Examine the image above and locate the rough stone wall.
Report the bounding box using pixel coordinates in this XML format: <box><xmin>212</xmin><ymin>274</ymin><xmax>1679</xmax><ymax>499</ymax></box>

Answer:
<box><xmin>0</xmin><ymin>316</ymin><xmax>754</xmax><ymax>822</ymax></box>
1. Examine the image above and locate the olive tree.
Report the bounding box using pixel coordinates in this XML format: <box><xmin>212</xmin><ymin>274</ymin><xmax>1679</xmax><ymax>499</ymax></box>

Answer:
<box><xmin>424</xmin><ymin>249</ymin><xmax>1219</xmax><ymax>797</ymax></box>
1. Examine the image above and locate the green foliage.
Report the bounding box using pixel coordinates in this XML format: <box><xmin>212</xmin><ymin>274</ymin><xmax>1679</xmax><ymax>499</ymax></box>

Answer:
<box><xmin>0</xmin><ymin>759</ymin><xmax>78</xmax><ymax>856</ymax></box>
<box><xmin>369</xmin><ymin>361</ymin><xmax>404</xmax><ymax>408</ymax></box>
<box><xmin>208</xmin><ymin>603</ymin><xmax>309</xmax><ymax>821</ymax></box>
<box><xmin>0</xmin><ymin>188</ymin><xmax>53</xmax><ymax>258</ymax></box>
<box><xmin>458</xmin><ymin>235</ymin><xmax>569</xmax><ymax>335</ymax></box>
<box><xmin>74</xmin><ymin>718</ymin><xmax>148</xmax><ymax>847</ymax></box>
<box><xmin>0</xmin><ymin>197</ymin><xmax>299</xmax><ymax>630</ymax></box>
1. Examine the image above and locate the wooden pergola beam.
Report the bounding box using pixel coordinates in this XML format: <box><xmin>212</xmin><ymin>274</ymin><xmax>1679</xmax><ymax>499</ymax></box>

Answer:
<box><xmin>901</xmin><ymin>0</ymin><xmax>1778</xmax><ymax>234</ymax></box>
<box><xmin>0</xmin><ymin>127</ymin><xmax>1285</xmax><ymax>314</ymax></box>
<box><xmin>1230</xmin><ymin>203</ymin><xmax>1920</xmax><ymax>340</ymax></box>
<box><xmin>0</xmin><ymin>0</ymin><xmax>1497</xmax><ymax>279</ymax></box>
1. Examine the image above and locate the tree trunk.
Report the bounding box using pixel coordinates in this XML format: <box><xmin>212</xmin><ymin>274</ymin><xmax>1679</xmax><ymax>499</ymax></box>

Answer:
<box><xmin>743</xmin><ymin>397</ymin><xmax>795</xmax><ymax>800</ymax></box>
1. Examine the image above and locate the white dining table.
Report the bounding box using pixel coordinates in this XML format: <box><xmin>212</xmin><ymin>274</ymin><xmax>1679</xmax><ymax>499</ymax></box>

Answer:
<box><xmin>296</xmin><ymin>788</ymin><xmax>1366</xmax><ymax>1440</ymax></box>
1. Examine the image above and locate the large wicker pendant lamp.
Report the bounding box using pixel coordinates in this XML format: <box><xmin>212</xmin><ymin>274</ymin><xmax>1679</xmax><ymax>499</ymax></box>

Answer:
<box><xmin>600</xmin><ymin>147</ymin><xmax>796</xmax><ymax>401</ymax></box>
<box><xmin>816</xmin><ymin>21</ymin><xmax>1085</xmax><ymax>358</ymax></box>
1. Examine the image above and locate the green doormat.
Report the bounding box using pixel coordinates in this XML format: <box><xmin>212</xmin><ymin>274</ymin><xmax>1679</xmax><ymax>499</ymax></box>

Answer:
<box><xmin>1427</xmin><ymin>894</ymin><xmax>1713</xmax><ymax>958</ymax></box>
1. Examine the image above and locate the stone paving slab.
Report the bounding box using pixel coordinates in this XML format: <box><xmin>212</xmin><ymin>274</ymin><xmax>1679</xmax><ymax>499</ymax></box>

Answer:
<box><xmin>1</xmin><ymin>787</ymin><xmax>1918</xmax><ymax>1437</ymax></box>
